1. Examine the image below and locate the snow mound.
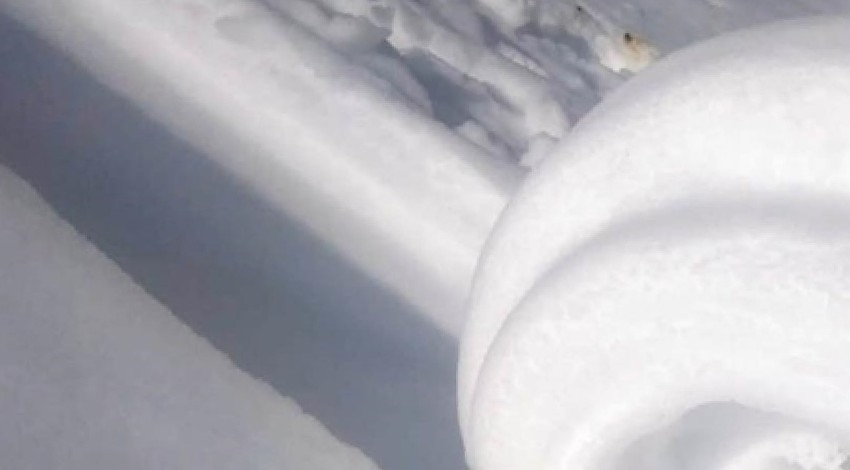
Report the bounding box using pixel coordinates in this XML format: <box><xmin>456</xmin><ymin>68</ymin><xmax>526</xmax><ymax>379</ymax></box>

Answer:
<box><xmin>0</xmin><ymin>162</ymin><xmax>378</xmax><ymax>469</ymax></box>
<box><xmin>459</xmin><ymin>17</ymin><xmax>850</xmax><ymax>470</ymax></box>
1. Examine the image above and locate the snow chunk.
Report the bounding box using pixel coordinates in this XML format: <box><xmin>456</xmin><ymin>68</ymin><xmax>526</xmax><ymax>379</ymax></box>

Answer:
<box><xmin>387</xmin><ymin>1</ymin><xmax>570</xmax><ymax>148</ymax></box>
<box><xmin>0</xmin><ymin>162</ymin><xmax>378</xmax><ymax>469</ymax></box>
<box><xmin>459</xmin><ymin>17</ymin><xmax>850</xmax><ymax>470</ymax></box>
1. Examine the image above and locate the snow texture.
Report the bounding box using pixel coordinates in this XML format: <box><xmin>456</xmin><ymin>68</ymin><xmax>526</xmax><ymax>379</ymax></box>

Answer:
<box><xmin>0</xmin><ymin>161</ymin><xmax>378</xmax><ymax>469</ymax></box>
<box><xmin>0</xmin><ymin>11</ymin><xmax>467</xmax><ymax>470</ymax></box>
<box><xmin>580</xmin><ymin>0</ymin><xmax>850</xmax><ymax>53</ymax></box>
<box><xmin>5</xmin><ymin>0</ymin><xmax>850</xmax><ymax>469</ymax></box>
<box><xmin>0</xmin><ymin>0</ymin><xmax>521</xmax><ymax>337</ymax></box>
<box><xmin>460</xmin><ymin>16</ymin><xmax>850</xmax><ymax>470</ymax></box>
<box><xmin>8</xmin><ymin>0</ymin><xmax>846</xmax><ymax>169</ymax></box>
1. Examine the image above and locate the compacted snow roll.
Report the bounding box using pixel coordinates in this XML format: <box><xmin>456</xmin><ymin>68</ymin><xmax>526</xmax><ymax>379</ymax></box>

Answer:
<box><xmin>0</xmin><ymin>161</ymin><xmax>378</xmax><ymax>469</ymax></box>
<box><xmin>459</xmin><ymin>17</ymin><xmax>850</xmax><ymax>470</ymax></box>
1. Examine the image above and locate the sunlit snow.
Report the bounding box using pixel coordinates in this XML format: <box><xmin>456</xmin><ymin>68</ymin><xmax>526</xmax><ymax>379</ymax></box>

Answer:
<box><xmin>2</xmin><ymin>1</ymin><xmax>850</xmax><ymax>470</ymax></box>
<box><xmin>461</xmin><ymin>16</ymin><xmax>850</xmax><ymax>470</ymax></box>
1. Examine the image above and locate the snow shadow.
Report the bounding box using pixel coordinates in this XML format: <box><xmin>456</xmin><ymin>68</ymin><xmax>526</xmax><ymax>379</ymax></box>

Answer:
<box><xmin>0</xmin><ymin>14</ymin><xmax>465</xmax><ymax>470</ymax></box>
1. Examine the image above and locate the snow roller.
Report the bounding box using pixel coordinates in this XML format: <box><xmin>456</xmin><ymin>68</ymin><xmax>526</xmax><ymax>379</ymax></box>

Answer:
<box><xmin>459</xmin><ymin>17</ymin><xmax>850</xmax><ymax>470</ymax></box>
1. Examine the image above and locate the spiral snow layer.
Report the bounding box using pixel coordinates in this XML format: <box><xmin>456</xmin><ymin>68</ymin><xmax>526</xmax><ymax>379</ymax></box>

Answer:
<box><xmin>459</xmin><ymin>17</ymin><xmax>850</xmax><ymax>470</ymax></box>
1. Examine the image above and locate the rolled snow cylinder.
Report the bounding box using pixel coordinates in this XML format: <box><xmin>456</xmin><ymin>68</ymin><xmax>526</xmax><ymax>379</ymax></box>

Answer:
<box><xmin>0</xmin><ymin>0</ymin><xmax>520</xmax><ymax>336</ymax></box>
<box><xmin>458</xmin><ymin>17</ymin><xmax>850</xmax><ymax>470</ymax></box>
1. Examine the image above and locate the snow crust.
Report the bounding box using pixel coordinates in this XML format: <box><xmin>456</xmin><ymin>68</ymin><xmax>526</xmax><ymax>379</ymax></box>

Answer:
<box><xmin>0</xmin><ymin>162</ymin><xmax>378</xmax><ymax>469</ymax></box>
<box><xmin>459</xmin><ymin>16</ymin><xmax>850</xmax><ymax>470</ymax></box>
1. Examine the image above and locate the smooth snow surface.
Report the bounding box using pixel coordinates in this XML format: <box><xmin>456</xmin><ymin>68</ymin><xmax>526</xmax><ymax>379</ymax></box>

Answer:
<box><xmin>0</xmin><ymin>0</ymin><xmax>520</xmax><ymax>337</ymax></box>
<box><xmin>460</xmin><ymin>16</ymin><xmax>850</xmax><ymax>470</ymax></box>
<box><xmin>0</xmin><ymin>15</ymin><xmax>466</xmax><ymax>469</ymax></box>
<box><xmin>0</xmin><ymin>162</ymin><xmax>378</xmax><ymax>469</ymax></box>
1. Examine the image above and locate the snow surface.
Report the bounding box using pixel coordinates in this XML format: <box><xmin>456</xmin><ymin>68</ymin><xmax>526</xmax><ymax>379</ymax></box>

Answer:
<box><xmin>6</xmin><ymin>0</ymin><xmax>849</xmax><ymax>340</ymax></box>
<box><xmin>460</xmin><ymin>16</ymin><xmax>850</xmax><ymax>470</ymax></box>
<box><xmin>0</xmin><ymin>13</ymin><xmax>467</xmax><ymax>469</ymax></box>
<box><xmin>6</xmin><ymin>0</ymin><xmax>848</xmax><ymax>169</ymax></box>
<box><xmin>4</xmin><ymin>0</ymin><xmax>850</xmax><ymax>469</ymax></box>
<box><xmin>252</xmin><ymin>0</ymin><xmax>850</xmax><ymax>163</ymax></box>
<box><xmin>0</xmin><ymin>161</ymin><xmax>378</xmax><ymax>469</ymax></box>
<box><xmin>0</xmin><ymin>0</ymin><xmax>521</xmax><ymax>337</ymax></box>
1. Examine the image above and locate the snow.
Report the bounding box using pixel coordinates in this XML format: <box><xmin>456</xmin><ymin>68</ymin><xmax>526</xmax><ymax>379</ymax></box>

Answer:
<box><xmin>257</xmin><ymin>0</ymin><xmax>580</xmax><ymax>156</ymax></box>
<box><xmin>4</xmin><ymin>0</ymin><xmax>850</xmax><ymax>469</ymax></box>
<box><xmin>0</xmin><ymin>161</ymin><xmax>378</xmax><ymax>469</ymax></box>
<box><xmin>231</xmin><ymin>0</ymin><xmax>850</xmax><ymax>164</ymax></box>
<box><xmin>459</xmin><ymin>16</ymin><xmax>850</xmax><ymax>470</ymax></box>
<box><xmin>8</xmin><ymin>0</ymin><xmax>846</xmax><ymax>168</ymax></box>
<box><xmin>0</xmin><ymin>0</ymin><xmax>521</xmax><ymax>337</ymax></box>
<box><xmin>0</xmin><ymin>12</ymin><xmax>467</xmax><ymax>469</ymax></box>
<box><xmin>580</xmin><ymin>0</ymin><xmax>850</xmax><ymax>53</ymax></box>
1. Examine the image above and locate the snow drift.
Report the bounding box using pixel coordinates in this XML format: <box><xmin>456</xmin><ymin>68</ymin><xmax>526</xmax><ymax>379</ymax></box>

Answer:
<box><xmin>0</xmin><ymin>0</ymin><xmax>520</xmax><ymax>336</ymax></box>
<box><xmin>459</xmin><ymin>17</ymin><xmax>850</xmax><ymax>470</ymax></box>
<box><xmin>0</xmin><ymin>160</ymin><xmax>377</xmax><ymax>469</ymax></box>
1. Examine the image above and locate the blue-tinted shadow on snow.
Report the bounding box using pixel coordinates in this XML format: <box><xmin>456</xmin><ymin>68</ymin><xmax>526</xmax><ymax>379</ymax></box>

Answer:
<box><xmin>0</xmin><ymin>14</ymin><xmax>465</xmax><ymax>470</ymax></box>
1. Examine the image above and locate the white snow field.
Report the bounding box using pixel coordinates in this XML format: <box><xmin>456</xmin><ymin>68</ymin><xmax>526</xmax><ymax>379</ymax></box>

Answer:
<box><xmin>460</xmin><ymin>16</ymin><xmax>850</xmax><ymax>470</ymax></box>
<box><xmin>0</xmin><ymin>161</ymin><xmax>378</xmax><ymax>469</ymax></box>
<box><xmin>3</xmin><ymin>0</ymin><xmax>850</xmax><ymax>469</ymax></box>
